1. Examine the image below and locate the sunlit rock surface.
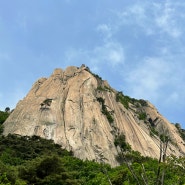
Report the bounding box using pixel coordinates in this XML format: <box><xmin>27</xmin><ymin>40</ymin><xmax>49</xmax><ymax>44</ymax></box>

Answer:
<box><xmin>3</xmin><ymin>65</ymin><xmax>185</xmax><ymax>166</ymax></box>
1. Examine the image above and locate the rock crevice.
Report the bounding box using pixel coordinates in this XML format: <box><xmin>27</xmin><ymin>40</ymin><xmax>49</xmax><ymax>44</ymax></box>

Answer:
<box><xmin>3</xmin><ymin>65</ymin><xmax>185</xmax><ymax>166</ymax></box>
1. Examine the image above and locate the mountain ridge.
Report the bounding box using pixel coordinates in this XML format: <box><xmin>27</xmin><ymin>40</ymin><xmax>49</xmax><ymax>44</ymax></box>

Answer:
<box><xmin>3</xmin><ymin>65</ymin><xmax>185</xmax><ymax>166</ymax></box>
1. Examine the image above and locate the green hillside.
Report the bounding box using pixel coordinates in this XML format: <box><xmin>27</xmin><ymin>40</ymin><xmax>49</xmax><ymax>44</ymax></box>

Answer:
<box><xmin>0</xmin><ymin>110</ymin><xmax>185</xmax><ymax>185</ymax></box>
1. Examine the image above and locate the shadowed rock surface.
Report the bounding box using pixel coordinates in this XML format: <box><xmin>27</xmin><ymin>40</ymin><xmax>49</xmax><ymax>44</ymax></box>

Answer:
<box><xmin>3</xmin><ymin>65</ymin><xmax>185</xmax><ymax>166</ymax></box>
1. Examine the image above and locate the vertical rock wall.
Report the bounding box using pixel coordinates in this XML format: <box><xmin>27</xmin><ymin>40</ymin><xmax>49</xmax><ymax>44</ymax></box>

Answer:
<box><xmin>3</xmin><ymin>65</ymin><xmax>185</xmax><ymax>166</ymax></box>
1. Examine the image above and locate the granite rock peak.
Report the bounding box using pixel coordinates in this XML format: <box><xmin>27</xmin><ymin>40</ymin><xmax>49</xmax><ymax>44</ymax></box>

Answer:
<box><xmin>3</xmin><ymin>65</ymin><xmax>185</xmax><ymax>166</ymax></box>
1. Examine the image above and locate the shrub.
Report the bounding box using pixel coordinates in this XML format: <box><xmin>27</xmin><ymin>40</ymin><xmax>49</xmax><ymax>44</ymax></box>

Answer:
<box><xmin>114</xmin><ymin>133</ymin><xmax>131</xmax><ymax>152</ymax></box>
<box><xmin>150</xmin><ymin>127</ymin><xmax>159</xmax><ymax>137</ymax></box>
<box><xmin>116</xmin><ymin>92</ymin><xmax>129</xmax><ymax>109</ymax></box>
<box><xmin>0</xmin><ymin>125</ymin><xmax>4</xmax><ymax>135</ymax></box>
<box><xmin>116</xmin><ymin>92</ymin><xmax>148</xmax><ymax>110</ymax></box>
<box><xmin>138</xmin><ymin>112</ymin><xmax>147</xmax><ymax>120</ymax></box>
<box><xmin>175</xmin><ymin>123</ymin><xmax>185</xmax><ymax>141</ymax></box>
<box><xmin>0</xmin><ymin>111</ymin><xmax>10</xmax><ymax>124</ymax></box>
<box><xmin>97</xmin><ymin>97</ymin><xmax>114</xmax><ymax>124</ymax></box>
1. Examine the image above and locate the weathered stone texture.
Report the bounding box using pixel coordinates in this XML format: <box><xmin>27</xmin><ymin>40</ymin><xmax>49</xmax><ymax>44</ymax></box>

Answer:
<box><xmin>3</xmin><ymin>65</ymin><xmax>185</xmax><ymax>166</ymax></box>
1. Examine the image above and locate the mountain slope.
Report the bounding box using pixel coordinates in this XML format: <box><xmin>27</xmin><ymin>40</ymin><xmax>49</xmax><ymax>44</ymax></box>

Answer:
<box><xmin>3</xmin><ymin>65</ymin><xmax>185</xmax><ymax>166</ymax></box>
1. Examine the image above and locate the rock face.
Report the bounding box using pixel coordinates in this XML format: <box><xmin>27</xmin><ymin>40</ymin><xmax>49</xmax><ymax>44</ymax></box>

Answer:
<box><xmin>3</xmin><ymin>65</ymin><xmax>185</xmax><ymax>166</ymax></box>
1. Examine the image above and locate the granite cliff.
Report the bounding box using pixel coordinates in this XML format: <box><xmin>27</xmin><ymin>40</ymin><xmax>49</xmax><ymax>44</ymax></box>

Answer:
<box><xmin>3</xmin><ymin>65</ymin><xmax>185</xmax><ymax>166</ymax></box>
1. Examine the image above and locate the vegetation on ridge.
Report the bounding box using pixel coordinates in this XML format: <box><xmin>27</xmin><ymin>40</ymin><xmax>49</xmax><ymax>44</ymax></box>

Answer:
<box><xmin>97</xmin><ymin>97</ymin><xmax>114</xmax><ymax>124</ymax></box>
<box><xmin>0</xmin><ymin>109</ymin><xmax>10</xmax><ymax>135</ymax></box>
<box><xmin>175</xmin><ymin>123</ymin><xmax>185</xmax><ymax>142</ymax></box>
<box><xmin>97</xmin><ymin>85</ymin><xmax>113</xmax><ymax>92</ymax></box>
<box><xmin>0</xmin><ymin>109</ymin><xmax>185</xmax><ymax>184</ymax></box>
<box><xmin>116</xmin><ymin>91</ymin><xmax>148</xmax><ymax>110</ymax></box>
<box><xmin>0</xmin><ymin>133</ymin><xmax>184</xmax><ymax>184</ymax></box>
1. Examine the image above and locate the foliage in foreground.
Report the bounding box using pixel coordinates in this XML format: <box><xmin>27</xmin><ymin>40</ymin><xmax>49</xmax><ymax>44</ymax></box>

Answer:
<box><xmin>0</xmin><ymin>134</ymin><xmax>184</xmax><ymax>185</ymax></box>
<box><xmin>0</xmin><ymin>110</ymin><xmax>10</xmax><ymax>135</ymax></box>
<box><xmin>0</xmin><ymin>109</ymin><xmax>185</xmax><ymax>184</ymax></box>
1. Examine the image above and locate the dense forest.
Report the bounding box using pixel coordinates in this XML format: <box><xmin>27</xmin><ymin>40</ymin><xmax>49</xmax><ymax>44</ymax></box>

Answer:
<box><xmin>0</xmin><ymin>110</ymin><xmax>185</xmax><ymax>185</ymax></box>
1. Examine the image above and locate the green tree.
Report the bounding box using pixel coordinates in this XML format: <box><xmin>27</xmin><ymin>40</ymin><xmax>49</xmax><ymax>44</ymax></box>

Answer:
<box><xmin>0</xmin><ymin>111</ymin><xmax>9</xmax><ymax>124</ymax></box>
<box><xmin>4</xmin><ymin>107</ymin><xmax>10</xmax><ymax>113</ymax></box>
<box><xmin>0</xmin><ymin>173</ymin><xmax>11</xmax><ymax>185</ymax></box>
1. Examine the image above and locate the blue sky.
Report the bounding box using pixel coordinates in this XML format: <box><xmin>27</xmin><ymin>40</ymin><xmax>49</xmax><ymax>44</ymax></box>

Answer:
<box><xmin>1</xmin><ymin>0</ymin><xmax>185</xmax><ymax>128</ymax></box>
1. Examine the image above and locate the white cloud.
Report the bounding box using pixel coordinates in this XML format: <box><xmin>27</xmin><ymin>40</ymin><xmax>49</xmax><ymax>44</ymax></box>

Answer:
<box><xmin>129</xmin><ymin>4</ymin><xmax>146</xmax><ymax>23</ymax></box>
<box><xmin>96</xmin><ymin>24</ymin><xmax>112</xmax><ymax>40</ymax></box>
<box><xmin>122</xmin><ymin>55</ymin><xmax>185</xmax><ymax>118</ymax></box>
<box><xmin>63</xmin><ymin>0</ymin><xmax>185</xmax><ymax>126</ymax></box>
<box><xmin>115</xmin><ymin>1</ymin><xmax>185</xmax><ymax>38</ymax></box>
<box><xmin>167</xmin><ymin>92</ymin><xmax>179</xmax><ymax>102</ymax></box>
<box><xmin>115</xmin><ymin>2</ymin><xmax>155</xmax><ymax>36</ymax></box>
<box><xmin>92</xmin><ymin>42</ymin><xmax>125</xmax><ymax>66</ymax></box>
<box><xmin>65</xmin><ymin>41</ymin><xmax>125</xmax><ymax>72</ymax></box>
<box><xmin>124</xmin><ymin>57</ymin><xmax>173</xmax><ymax>102</ymax></box>
<box><xmin>155</xmin><ymin>1</ymin><xmax>182</xmax><ymax>38</ymax></box>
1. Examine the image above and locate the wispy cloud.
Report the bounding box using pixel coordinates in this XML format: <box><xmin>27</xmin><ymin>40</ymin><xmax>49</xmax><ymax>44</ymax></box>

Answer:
<box><xmin>1</xmin><ymin>0</ymin><xmax>185</xmax><ymax>125</ymax></box>
<box><xmin>96</xmin><ymin>24</ymin><xmax>112</xmax><ymax>41</ymax></box>
<box><xmin>92</xmin><ymin>41</ymin><xmax>124</xmax><ymax>66</ymax></box>
<box><xmin>124</xmin><ymin>57</ymin><xmax>172</xmax><ymax>101</ymax></box>
<box><xmin>154</xmin><ymin>1</ymin><xmax>182</xmax><ymax>38</ymax></box>
<box><xmin>65</xmin><ymin>41</ymin><xmax>125</xmax><ymax>73</ymax></box>
<box><xmin>123</xmin><ymin>55</ymin><xmax>185</xmax><ymax>110</ymax></box>
<box><xmin>103</xmin><ymin>0</ymin><xmax>185</xmax><ymax>111</ymax></box>
<box><xmin>64</xmin><ymin>0</ymin><xmax>185</xmax><ymax>107</ymax></box>
<box><xmin>115</xmin><ymin>1</ymin><xmax>185</xmax><ymax>38</ymax></box>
